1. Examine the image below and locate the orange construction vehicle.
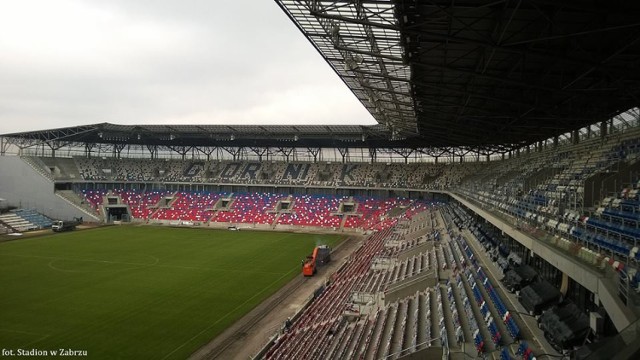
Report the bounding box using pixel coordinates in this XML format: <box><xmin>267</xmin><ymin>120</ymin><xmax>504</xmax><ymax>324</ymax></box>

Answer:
<box><xmin>302</xmin><ymin>245</ymin><xmax>331</xmax><ymax>276</ymax></box>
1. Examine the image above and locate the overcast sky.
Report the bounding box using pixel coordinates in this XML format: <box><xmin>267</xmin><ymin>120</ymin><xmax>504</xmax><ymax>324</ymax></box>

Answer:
<box><xmin>0</xmin><ymin>0</ymin><xmax>376</xmax><ymax>134</ymax></box>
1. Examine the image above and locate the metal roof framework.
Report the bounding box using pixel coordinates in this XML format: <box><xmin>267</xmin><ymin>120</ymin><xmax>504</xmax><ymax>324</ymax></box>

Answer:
<box><xmin>275</xmin><ymin>0</ymin><xmax>640</xmax><ymax>149</ymax></box>
<box><xmin>275</xmin><ymin>0</ymin><xmax>418</xmax><ymax>138</ymax></box>
<box><xmin>0</xmin><ymin>123</ymin><xmax>388</xmax><ymax>147</ymax></box>
<box><xmin>0</xmin><ymin>123</ymin><xmax>509</xmax><ymax>160</ymax></box>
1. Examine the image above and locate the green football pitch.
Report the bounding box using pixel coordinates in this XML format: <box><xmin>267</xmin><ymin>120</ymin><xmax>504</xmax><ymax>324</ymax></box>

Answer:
<box><xmin>0</xmin><ymin>226</ymin><xmax>344</xmax><ymax>359</ymax></box>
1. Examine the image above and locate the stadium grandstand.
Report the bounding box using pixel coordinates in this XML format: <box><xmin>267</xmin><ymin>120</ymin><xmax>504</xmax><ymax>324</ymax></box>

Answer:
<box><xmin>1</xmin><ymin>1</ymin><xmax>640</xmax><ymax>359</ymax></box>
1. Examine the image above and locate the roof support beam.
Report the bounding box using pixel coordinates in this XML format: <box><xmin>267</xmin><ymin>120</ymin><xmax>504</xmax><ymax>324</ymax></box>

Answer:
<box><xmin>309</xmin><ymin>10</ymin><xmax>397</xmax><ymax>31</ymax></box>
<box><xmin>334</xmin><ymin>45</ymin><xmax>404</xmax><ymax>62</ymax></box>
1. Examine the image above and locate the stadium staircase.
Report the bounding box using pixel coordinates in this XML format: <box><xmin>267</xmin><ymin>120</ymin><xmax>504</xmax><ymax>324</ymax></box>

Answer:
<box><xmin>147</xmin><ymin>192</ymin><xmax>178</xmax><ymax>219</ymax></box>
<box><xmin>339</xmin><ymin>213</ymin><xmax>349</xmax><ymax>231</ymax></box>
<box><xmin>208</xmin><ymin>193</ymin><xmax>235</xmax><ymax>223</ymax></box>
<box><xmin>271</xmin><ymin>195</ymin><xmax>294</xmax><ymax>229</ymax></box>
<box><xmin>271</xmin><ymin>213</ymin><xmax>281</xmax><ymax>229</ymax></box>
<box><xmin>55</xmin><ymin>190</ymin><xmax>101</xmax><ymax>221</ymax></box>
<box><xmin>20</xmin><ymin>156</ymin><xmax>54</xmax><ymax>181</ymax></box>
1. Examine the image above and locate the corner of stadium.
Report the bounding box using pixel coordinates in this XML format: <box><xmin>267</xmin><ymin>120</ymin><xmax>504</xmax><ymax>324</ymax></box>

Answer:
<box><xmin>1</xmin><ymin>1</ymin><xmax>640</xmax><ymax>359</ymax></box>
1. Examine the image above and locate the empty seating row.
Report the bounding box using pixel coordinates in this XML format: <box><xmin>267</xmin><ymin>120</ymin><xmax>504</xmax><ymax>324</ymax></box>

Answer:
<box><xmin>13</xmin><ymin>209</ymin><xmax>53</xmax><ymax>228</ymax></box>
<box><xmin>450</xmin><ymin>232</ymin><xmax>522</xmax><ymax>341</ymax></box>
<box><xmin>0</xmin><ymin>209</ymin><xmax>52</xmax><ymax>231</ymax></box>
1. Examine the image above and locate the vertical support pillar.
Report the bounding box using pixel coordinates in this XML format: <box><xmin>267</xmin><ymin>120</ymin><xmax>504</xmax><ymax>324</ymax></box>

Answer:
<box><xmin>307</xmin><ymin>147</ymin><xmax>320</xmax><ymax>163</ymax></box>
<box><xmin>337</xmin><ymin>147</ymin><xmax>348</xmax><ymax>163</ymax></box>
<box><xmin>369</xmin><ymin>148</ymin><xmax>377</xmax><ymax>164</ymax></box>
<box><xmin>609</xmin><ymin>119</ymin><xmax>615</xmax><ymax>135</ymax></box>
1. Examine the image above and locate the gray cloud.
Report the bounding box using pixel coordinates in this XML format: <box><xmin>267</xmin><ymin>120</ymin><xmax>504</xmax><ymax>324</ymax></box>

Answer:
<box><xmin>0</xmin><ymin>0</ymin><xmax>375</xmax><ymax>134</ymax></box>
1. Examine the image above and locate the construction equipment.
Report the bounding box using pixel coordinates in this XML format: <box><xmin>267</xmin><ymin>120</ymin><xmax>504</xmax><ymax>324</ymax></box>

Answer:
<box><xmin>302</xmin><ymin>245</ymin><xmax>331</xmax><ymax>276</ymax></box>
<box><xmin>52</xmin><ymin>217</ymin><xmax>83</xmax><ymax>232</ymax></box>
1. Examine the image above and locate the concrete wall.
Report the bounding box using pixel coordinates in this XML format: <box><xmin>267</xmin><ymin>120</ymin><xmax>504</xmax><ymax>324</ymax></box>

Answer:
<box><xmin>0</xmin><ymin>156</ymin><xmax>88</xmax><ymax>220</ymax></box>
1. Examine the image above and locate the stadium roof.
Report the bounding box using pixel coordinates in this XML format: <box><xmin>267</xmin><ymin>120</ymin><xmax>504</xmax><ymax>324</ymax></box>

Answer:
<box><xmin>275</xmin><ymin>0</ymin><xmax>640</xmax><ymax>146</ymax></box>
<box><xmin>0</xmin><ymin>123</ymin><xmax>419</xmax><ymax>149</ymax></box>
<box><xmin>0</xmin><ymin>122</ymin><xmax>528</xmax><ymax>155</ymax></box>
<box><xmin>3</xmin><ymin>1</ymin><xmax>640</xmax><ymax>153</ymax></box>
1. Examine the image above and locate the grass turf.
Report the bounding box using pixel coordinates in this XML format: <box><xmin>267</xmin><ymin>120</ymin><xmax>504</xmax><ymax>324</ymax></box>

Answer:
<box><xmin>0</xmin><ymin>226</ymin><xmax>344</xmax><ymax>359</ymax></box>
